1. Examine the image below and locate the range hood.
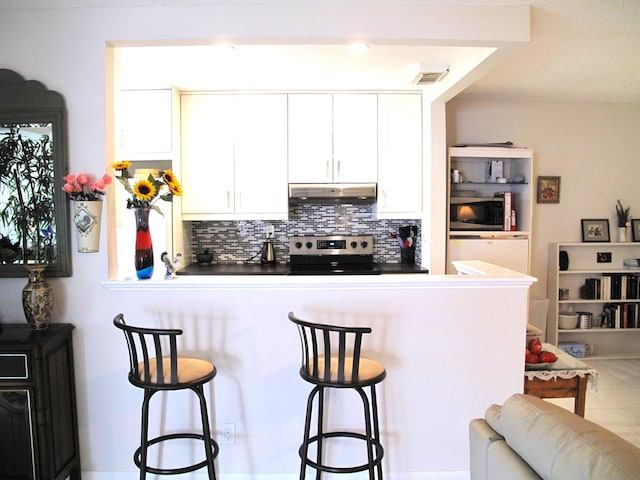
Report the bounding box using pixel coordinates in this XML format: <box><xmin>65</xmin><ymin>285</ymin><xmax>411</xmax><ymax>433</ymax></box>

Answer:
<box><xmin>288</xmin><ymin>183</ymin><xmax>377</xmax><ymax>204</ymax></box>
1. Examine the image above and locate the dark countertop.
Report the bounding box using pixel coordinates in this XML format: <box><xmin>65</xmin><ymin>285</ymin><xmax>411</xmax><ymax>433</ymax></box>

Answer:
<box><xmin>176</xmin><ymin>262</ymin><xmax>428</xmax><ymax>276</ymax></box>
<box><xmin>177</xmin><ymin>263</ymin><xmax>289</xmax><ymax>275</ymax></box>
<box><xmin>378</xmin><ymin>263</ymin><xmax>429</xmax><ymax>274</ymax></box>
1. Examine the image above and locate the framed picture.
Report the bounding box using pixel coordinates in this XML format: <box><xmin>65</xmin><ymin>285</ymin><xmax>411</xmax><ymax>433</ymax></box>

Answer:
<box><xmin>537</xmin><ymin>176</ymin><xmax>561</xmax><ymax>203</ymax></box>
<box><xmin>632</xmin><ymin>219</ymin><xmax>640</xmax><ymax>242</ymax></box>
<box><xmin>581</xmin><ymin>219</ymin><xmax>610</xmax><ymax>242</ymax></box>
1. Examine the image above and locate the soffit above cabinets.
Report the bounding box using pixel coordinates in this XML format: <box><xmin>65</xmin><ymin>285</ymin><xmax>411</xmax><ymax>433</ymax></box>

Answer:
<box><xmin>117</xmin><ymin>44</ymin><xmax>497</xmax><ymax>101</ymax></box>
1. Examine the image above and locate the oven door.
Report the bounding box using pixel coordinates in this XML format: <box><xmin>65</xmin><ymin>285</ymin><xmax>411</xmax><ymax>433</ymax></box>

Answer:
<box><xmin>288</xmin><ymin>256</ymin><xmax>380</xmax><ymax>275</ymax></box>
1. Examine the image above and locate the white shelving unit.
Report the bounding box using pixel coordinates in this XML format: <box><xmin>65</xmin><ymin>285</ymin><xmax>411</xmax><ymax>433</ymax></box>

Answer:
<box><xmin>446</xmin><ymin>146</ymin><xmax>533</xmax><ymax>274</ymax></box>
<box><xmin>547</xmin><ymin>242</ymin><xmax>640</xmax><ymax>360</ymax></box>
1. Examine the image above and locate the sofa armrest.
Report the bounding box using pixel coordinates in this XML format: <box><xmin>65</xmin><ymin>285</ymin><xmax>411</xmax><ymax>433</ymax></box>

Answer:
<box><xmin>469</xmin><ymin>418</ymin><xmax>504</xmax><ymax>480</ymax></box>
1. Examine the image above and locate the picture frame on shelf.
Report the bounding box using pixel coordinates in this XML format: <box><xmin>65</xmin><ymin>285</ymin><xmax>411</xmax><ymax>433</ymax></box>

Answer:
<box><xmin>581</xmin><ymin>219</ymin><xmax>610</xmax><ymax>242</ymax></box>
<box><xmin>632</xmin><ymin>219</ymin><xmax>640</xmax><ymax>242</ymax></box>
<box><xmin>537</xmin><ymin>176</ymin><xmax>560</xmax><ymax>204</ymax></box>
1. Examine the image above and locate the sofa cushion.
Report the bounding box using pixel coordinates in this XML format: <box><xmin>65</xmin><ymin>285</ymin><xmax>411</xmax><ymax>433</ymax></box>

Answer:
<box><xmin>500</xmin><ymin>394</ymin><xmax>640</xmax><ymax>480</ymax></box>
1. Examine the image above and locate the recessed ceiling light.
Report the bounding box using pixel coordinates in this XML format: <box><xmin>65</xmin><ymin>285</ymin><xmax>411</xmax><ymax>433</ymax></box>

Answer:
<box><xmin>347</xmin><ymin>42</ymin><xmax>369</xmax><ymax>55</ymax></box>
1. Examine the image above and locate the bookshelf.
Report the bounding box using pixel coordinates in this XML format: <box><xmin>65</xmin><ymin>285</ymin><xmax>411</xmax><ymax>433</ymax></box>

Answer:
<box><xmin>548</xmin><ymin>242</ymin><xmax>640</xmax><ymax>359</ymax></box>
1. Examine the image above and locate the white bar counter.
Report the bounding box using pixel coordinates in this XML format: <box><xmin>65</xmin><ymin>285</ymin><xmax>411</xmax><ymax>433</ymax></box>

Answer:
<box><xmin>99</xmin><ymin>262</ymin><xmax>536</xmax><ymax>479</ymax></box>
<box><xmin>102</xmin><ymin>260</ymin><xmax>534</xmax><ymax>291</ymax></box>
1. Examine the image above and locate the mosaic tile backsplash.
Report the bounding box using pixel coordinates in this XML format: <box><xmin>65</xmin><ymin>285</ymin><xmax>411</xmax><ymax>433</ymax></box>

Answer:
<box><xmin>190</xmin><ymin>203</ymin><xmax>421</xmax><ymax>265</ymax></box>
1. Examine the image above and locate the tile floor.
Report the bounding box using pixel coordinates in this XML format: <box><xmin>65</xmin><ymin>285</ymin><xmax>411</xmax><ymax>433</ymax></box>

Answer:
<box><xmin>545</xmin><ymin>358</ymin><xmax>640</xmax><ymax>448</ymax></box>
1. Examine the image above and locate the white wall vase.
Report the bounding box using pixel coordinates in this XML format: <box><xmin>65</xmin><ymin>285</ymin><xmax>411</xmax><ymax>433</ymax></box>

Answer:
<box><xmin>73</xmin><ymin>200</ymin><xmax>102</xmax><ymax>252</ymax></box>
<box><xmin>617</xmin><ymin>226</ymin><xmax>629</xmax><ymax>243</ymax></box>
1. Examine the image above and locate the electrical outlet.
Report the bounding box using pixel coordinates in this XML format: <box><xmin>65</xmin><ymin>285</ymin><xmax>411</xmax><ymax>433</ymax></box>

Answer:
<box><xmin>266</xmin><ymin>224</ymin><xmax>275</xmax><ymax>236</ymax></box>
<box><xmin>222</xmin><ymin>423</ymin><xmax>235</xmax><ymax>444</ymax></box>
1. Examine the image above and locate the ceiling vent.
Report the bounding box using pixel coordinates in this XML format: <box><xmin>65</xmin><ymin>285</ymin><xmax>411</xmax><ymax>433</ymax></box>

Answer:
<box><xmin>413</xmin><ymin>64</ymin><xmax>449</xmax><ymax>85</ymax></box>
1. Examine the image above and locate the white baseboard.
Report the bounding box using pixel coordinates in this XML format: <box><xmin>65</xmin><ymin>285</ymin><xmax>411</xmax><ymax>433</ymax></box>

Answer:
<box><xmin>81</xmin><ymin>471</ymin><xmax>469</xmax><ymax>480</ymax></box>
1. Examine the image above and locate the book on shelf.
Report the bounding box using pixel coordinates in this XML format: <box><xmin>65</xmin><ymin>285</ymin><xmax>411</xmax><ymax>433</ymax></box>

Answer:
<box><xmin>602</xmin><ymin>302</ymin><xmax>640</xmax><ymax>329</ymax></box>
<box><xmin>580</xmin><ymin>273</ymin><xmax>640</xmax><ymax>300</ymax></box>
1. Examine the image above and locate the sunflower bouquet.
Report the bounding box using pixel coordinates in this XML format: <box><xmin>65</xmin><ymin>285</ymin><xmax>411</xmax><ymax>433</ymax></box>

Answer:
<box><xmin>111</xmin><ymin>161</ymin><xmax>182</xmax><ymax>216</ymax></box>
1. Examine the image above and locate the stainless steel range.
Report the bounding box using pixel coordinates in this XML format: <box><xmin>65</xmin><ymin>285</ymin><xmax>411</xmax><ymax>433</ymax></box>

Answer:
<box><xmin>288</xmin><ymin>235</ymin><xmax>381</xmax><ymax>275</ymax></box>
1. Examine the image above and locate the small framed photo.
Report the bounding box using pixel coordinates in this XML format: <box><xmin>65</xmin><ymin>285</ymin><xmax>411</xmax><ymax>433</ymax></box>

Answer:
<box><xmin>581</xmin><ymin>219</ymin><xmax>610</xmax><ymax>242</ymax></box>
<box><xmin>632</xmin><ymin>219</ymin><xmax>640</xmax><ymax>242</ymax></box>
<box><xmin>537</xmin><ymin>176</ymin><xmax>560</xmax><ymax>203</ymax></box>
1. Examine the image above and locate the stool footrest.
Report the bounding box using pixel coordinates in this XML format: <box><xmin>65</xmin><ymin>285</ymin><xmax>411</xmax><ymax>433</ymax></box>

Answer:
<box><xmin>134</xmin><ymin>432</ymin><xmax>219</xmax><ymax>476</ymax></box>
<box><xmin>299</xmin><ymin>431</ymin><xmax>384</xmax><ymax>474</ymax></box>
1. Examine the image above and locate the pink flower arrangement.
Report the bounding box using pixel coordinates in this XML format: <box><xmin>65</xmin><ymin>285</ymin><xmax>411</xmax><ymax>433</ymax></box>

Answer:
<box><xmin>62</xmin><ymin>172</ymin><xmax>113</xmax><ymax>201</ymax></box>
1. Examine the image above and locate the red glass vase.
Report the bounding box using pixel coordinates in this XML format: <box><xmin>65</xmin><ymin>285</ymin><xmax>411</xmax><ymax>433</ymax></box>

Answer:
<box><xmin>134</xmin><ymin>207</ymin><xmax>154</xmax><ymax>279</ymax></box>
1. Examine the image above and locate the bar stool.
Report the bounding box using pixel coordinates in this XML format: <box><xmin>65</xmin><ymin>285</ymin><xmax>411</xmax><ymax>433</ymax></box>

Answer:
<box><xmin>113</xmin><ymin>313</ymin><xmax>219</xmax><ymax>479</ymax></box>
<box><xmin>288</xmin><ymin>311</ymin><xmax>386</xmax><ymax>480</ymax></box>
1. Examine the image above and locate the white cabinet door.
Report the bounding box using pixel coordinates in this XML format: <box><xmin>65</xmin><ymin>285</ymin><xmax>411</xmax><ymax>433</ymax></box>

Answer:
<box><xmin>288</xmin><ymin>93</ymin><xmax>377</xmax><ymax>183</ymax></box>
<box><xmin>234</xmin><ymin>94</ymin><xmax>288</xmax><ymax>214</ymax></box>
<box><xmin>287</xmin><ymin>94</ymin><xmax>333</xmax><ymax>183</ymax></box>
<box><xmin>447</xmin><ymin>238</ymin><xmax>529</xmax><ymax>274</ymax></box>
<box><xmin>119</xmin><ymin>89</ymin><xmax>173</xmax><ymax>156</ymax></box>
<box><xmin>333</xmin><ymin>94</ymin><xmax>378</xmax><ymax>182</ymax></box>
<box><xmin>180</xmin><ymin>94</ymin><xmax>235</xmax><ymax>214</ymax></box>
<box><xmin>377</xmin><ymin>93</ymin><xmax>422</xmax><ymax>216</ymax></box>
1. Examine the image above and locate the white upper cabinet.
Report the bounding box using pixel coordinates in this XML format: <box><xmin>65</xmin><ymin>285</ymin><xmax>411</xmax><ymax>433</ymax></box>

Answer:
<box><xmin>288</xmin><ymin>93</ymin><xmax>378</xmax><ymax>183</ymax></box>
<box><xmin>233</xmin><ymin>94</ymin><xmax>288</xmax><ymax>215</ymax></box>
<box><xmin>180</xmin><ymin>93</ymin><xmax>288</xmax><ymax>219</ymax></box>
<box><xmin>287</xmin><ymin>94</ymin><xmax>333</xmax><ymax>182</ymax></box>
<box><xmin>332</xmin><ymin>94</ymin><xmax>378</xmax><ymax>182</ymax></box>
<box><xmin>119</xmin><ymin>89</ymin><xmax>174</xmax><ymax>159</ymax></box>
<box><xmin>376</xmin><ymin>93</ymin><xmax>423</xmax><ymax>217</ymax></box>
<box><xmin>181</xmin><ymin>94</ymin><xmax>235</xmax><ymax>216</ymax></box>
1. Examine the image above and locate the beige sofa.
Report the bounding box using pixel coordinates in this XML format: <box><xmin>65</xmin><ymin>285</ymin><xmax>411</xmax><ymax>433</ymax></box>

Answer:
<box><xmin>469</xmin><ymin>393</ymin><xmax>640</xmax><ymax>480</ymax></box>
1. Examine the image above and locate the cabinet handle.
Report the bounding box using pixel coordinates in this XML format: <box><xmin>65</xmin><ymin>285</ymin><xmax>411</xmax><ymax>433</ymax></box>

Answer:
<box><xmin>336</xmin><ymin>159</ymin><xmax>341</xmax><ymax>179</ymax></box>
<box><xmin>326</xmin><ymin>160</ymin><xmax>330</xmax><ymax>179</ymax></box>
<box><xmin>237</xmin><ymin>192</ymin><xmax>242</xmax><ymax>209</ymax></box>
<box><xmin>227</xmin><ymin>191</ymin><xmax>231</xmax><ymax>209</ymax></box>
<box><xmin>381</xmin><ymin>190</ymin><xmax>387</xmax><ymax>208</ymax></box>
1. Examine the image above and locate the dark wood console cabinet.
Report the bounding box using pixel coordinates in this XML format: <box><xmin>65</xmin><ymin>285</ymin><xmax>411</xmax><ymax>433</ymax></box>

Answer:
<box><xmin>0</xmin><ymin>324</ymin><xmax>81</xmax><ymax>479</ymax></box>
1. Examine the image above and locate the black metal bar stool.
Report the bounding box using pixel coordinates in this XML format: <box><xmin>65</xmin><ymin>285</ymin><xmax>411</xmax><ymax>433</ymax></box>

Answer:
<box><xmin>288</xmin><ymin>311</ymin><xmax>386</xmax><ymax>480</ymax></box>
<box><xmin>113</xmin><ymin>313</ymin><xmax>219</xmax><ymax>479</ymax></box>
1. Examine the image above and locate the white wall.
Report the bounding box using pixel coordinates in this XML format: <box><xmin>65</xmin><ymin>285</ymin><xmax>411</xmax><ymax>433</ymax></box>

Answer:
<box><xmin>446</xmin><ymin>98</ymin><xmax>640</xmax><ymax>300</ymax></box>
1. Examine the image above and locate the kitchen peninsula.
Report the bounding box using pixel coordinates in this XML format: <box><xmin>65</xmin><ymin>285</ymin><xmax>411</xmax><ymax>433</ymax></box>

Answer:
<box><xmin>103</xmin><ymin>261</ymin><xmax>535</xmax><ymax>477</ymax></box>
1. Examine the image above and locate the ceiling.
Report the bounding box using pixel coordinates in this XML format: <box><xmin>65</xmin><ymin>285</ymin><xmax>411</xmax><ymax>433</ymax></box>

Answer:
<box><xmin>458</xmin><ymin>0</ymin><xmax>640</xmax><ymax>104</ymax></box>
<box><xmin>4</xmin><ymin>0</ymin><xmax>639</xmax><ymax>103</ymax></box>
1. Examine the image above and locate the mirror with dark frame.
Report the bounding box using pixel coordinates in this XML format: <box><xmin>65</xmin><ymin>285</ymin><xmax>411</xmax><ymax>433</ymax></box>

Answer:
<box><xmin>0</xmin><ymin>69</ymin><xmax>72</xmax><ymax>277</ymax></box>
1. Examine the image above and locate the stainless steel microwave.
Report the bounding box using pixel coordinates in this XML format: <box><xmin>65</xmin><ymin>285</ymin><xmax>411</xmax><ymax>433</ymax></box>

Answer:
<box><xmin>450</xmin><ymin>197</ymin><xmax>504</xmax><ymax>230</ymax></box>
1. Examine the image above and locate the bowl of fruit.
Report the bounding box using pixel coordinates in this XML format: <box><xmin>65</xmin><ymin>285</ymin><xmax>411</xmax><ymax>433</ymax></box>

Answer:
<box><xmin>525</xmin><ymin>338</ymin><xmax>558</xmax><ymax>370</ymax></box>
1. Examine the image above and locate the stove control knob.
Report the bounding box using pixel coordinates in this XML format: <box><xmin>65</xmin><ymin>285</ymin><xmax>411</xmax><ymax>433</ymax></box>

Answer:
<box><xmin>350</xmin><ymin>241</ymin><xmax>358</xmax><ymax>249</ymax></box>
<box><xmin>305</xmin><ymin>241</ymin><xmax>313</xmax><ymax>249</ymax></box>
<box><xmin>295</xmin><ymin>241</ymin><xmax>302</xmax><ymax>249</ymax></box>
<box><xmin>361</xmin><ymin>241</ymin><xmax>368</xmax><ymax>249</ymax></box>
